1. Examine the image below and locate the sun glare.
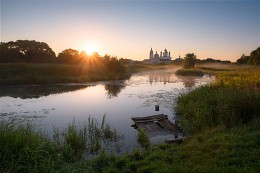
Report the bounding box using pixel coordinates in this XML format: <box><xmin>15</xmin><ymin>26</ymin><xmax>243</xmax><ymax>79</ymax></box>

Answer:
<box><xmin>83</xmin><ymin>43</ymin><xmax>98</xmax><ymax>55</ymax></box>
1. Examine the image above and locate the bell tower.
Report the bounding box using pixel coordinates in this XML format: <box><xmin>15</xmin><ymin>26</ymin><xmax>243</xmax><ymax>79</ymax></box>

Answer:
<box><xmin>150</xmin><ymin>48</ymin><xmax>153</xmax><ymax>60</ymax></box>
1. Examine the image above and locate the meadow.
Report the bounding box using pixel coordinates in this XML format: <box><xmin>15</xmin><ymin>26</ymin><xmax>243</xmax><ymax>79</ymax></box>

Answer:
<box><xmin>0</xmin><ymin>63</ymin><xmax>129</xmax><ymax>85</ymax></box>
<box><xmin>0</xmin><ymin>65</ymin><xmax>259</xmax><ymax>172</ymax></box>
<box><xmin>0</xmin><ymin>63</ymin><xmax>169</xmax><ymax>85</ymax></box>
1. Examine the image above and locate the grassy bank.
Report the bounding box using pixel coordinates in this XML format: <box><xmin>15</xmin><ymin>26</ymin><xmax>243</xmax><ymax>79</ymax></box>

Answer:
<box><xmin>1</xmin><ymin>118</ymin><xmax>259</xmax><ymax>173</ymax></box>
<box><xmin>176</xmin><ymin>66</ymin><xmax>260</xmax><ymax>133</ymax></box>
<box><xmin>175</xmin><ymin>69</ymin><xmax>204</xmax><ymax>76</ymax></box>
<box><xmin>0</xmin><ymin>63</ymin><xmax>129</xmax><ymax>85</ymax></box>
<box><xmin>85</xmin><ymin>123</ymin><xmax>259</xmax><ymax>173</ymax></box>
<box><xmin>0</xmin><ymin>63</ymin><xmax>172</xmax><ymax>85</ymax></box>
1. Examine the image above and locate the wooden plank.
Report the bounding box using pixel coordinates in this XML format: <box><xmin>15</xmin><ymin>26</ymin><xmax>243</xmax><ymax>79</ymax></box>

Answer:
<box><xmin>131</xmin><ymin>114</ymin><xmax>182</xmax><ymax>134</ymax></box>
<box><xmin>131</xmin><ymin>114</ymin><xmax>168</xmax><ymax>122</ymax></box>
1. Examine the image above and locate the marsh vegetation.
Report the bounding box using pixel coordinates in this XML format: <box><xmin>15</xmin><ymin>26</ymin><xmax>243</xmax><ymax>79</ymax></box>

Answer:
<box><xmin>0</xmin><ymin>115</ymin><xmax>123</xmax><ymax>172</ymax></box>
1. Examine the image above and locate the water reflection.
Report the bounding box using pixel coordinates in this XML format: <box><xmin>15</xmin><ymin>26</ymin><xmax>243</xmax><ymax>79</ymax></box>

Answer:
<box><xmin>0</xmin><ymin>84</ymin><xmax>91</xmax><ymax>99</ymax></box>
<box><xmin>149</xmin><ymin>73</ymin><xmax>172</xmax><ymax>85</ymax></box>
<box><xmin>176</xmin><ymin>74</ymin><xmax>214</xmax><ymax>88</ymax></box>
<box><xmin>104</xmin><ymin>81</ymin><xmax>126</xmax><ymax>99</ymax></box>
<box><xmin>176</xmin><ymin>76</ymin><xmax>197</xmax><ymax>88</ymax></box>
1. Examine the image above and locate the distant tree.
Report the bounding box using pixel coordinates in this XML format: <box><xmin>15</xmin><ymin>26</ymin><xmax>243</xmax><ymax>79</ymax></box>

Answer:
<box><xmin>103</xmin><ymin>55</ymin><xmax>126</xmax><ymax>73</ymax></box>
<box><xmin>119</xmin><ymin>58</ymin><xmax>133</xmax><ymax>64</ymax></box>
<box><xmin>249</xmin><ymin>47</ymin><xmax>260</xmax><ymax>65</ymax></box>
<box><xmin>183</xmin><ymin>53</ymin><xmax>197</xmax><ymax>68</ymax></box>
<box><xmin>237</xmin><ymin>54</ymin><xmax>250</xmax><ymax>64</ymax></box>
<box><xmin>0</xmin><ymin>40</ymin><xmax>56</xmax><ymax>63</ymax></box>
<box><xmin>236</xmin><ymin>47</ymin><xmax>260</xmax><ymax>65</ymax></box>
<box><xmin>57</xmin><ymin>49</ymin><xmax>81</xmax><ymax>64</ymax></box>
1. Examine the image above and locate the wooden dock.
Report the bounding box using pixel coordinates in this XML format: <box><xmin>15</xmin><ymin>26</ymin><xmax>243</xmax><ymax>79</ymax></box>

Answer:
<box><xmin>131</xmin><ymin>114</ymin><xmax>182</xmax><ymax>138</ymax></box>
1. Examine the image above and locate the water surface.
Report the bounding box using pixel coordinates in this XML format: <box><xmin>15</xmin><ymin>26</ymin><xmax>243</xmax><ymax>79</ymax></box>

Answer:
<box><xmin>0</xmin><ymin>68</ymin><xmax>214</xmax><ymax>151</ymax></box>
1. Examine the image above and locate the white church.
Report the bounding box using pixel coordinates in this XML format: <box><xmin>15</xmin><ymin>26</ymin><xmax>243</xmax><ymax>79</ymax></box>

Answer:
<box><xmin>144</xmin><ymin>48</ymin><xmax>172</xmax><ymax>64</ymax></box>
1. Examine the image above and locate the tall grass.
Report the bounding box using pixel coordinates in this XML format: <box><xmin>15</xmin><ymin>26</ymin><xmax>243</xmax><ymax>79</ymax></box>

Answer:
<box><xmin>0</xmin><ymin>115</ymin><xmax>123</xmax><ymax>172</ymax></box>
<box><xmin>0</xmin><ymin>120</ymin><xmax>56</xmax><ymax>173</ymax></box>
<box><xmin>214</xmin><ymin>69</ymin><xmax>260</xmax><ymax>90</ymax></box>
<box><xmin>175</xmin><ymin>67</ymin><xmax>260</xmax><ymax>135</ymax></box>
<box><xmin>176</xmin><ymin>86</ymin><xmax>260</xmax><ymax>134</ymax></box>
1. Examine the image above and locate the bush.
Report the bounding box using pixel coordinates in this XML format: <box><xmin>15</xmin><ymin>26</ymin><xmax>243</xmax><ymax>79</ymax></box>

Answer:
<box><xmin>183</xmin><ymin>53</ymin><xmax>197</xmax><ymax>69</ymax></box>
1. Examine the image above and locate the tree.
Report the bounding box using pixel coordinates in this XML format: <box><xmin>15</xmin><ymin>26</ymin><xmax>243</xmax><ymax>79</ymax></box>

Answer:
<box><xmin>236</xmin><ymin>47</ymin><xmax>260</xmax><ymax>65</ymax></box>
<box><xmin>57</xmin><ymin>49</ymin><xmax>81</xmax><ymax>64</ymax></box>
<box><xmin>237</xmin><ymin>54</ymin><xmax>250</xmax><ymax>64</ymax></box>
<box><xmin>249</xmin><ymin>47</ymin><xmax>260</xmax><ymax>65</ymax></box>
<box><xmin>0</xmin><ymin>40</ymin><xmax>56</xmax><ymax>63</ymax></box>
<box><xmin>183</xmin><ymin>53</ymin><xmax>197</xmax><ymax>68</ymax></box>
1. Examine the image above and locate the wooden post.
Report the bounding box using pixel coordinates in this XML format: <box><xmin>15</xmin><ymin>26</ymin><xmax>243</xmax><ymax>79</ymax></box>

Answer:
<box><xmin>155</xmin><ymin>105</ymin><xmax>159</xmax><ymax>111</ymax></box>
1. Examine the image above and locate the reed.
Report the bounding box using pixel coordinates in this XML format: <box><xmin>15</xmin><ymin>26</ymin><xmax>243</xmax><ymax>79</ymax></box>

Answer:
<box><xmin>175</xmin><ymin>66</ymin><xmax>260</xmax><ymax>135</ymax></box>
<box><xmin>0</xmin><ymin>115</ymin><xmax>123</xmax><ymax>172</ymax></box>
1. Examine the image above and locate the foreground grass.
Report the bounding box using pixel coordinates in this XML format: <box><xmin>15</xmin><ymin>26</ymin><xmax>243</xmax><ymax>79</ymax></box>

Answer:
<box><xmin>88</xmin><ymin>123</ymin><xmax>259</xmax><ymax>173</ymax></box>
<box><xmin>1</xmin><ymin>119</ymin><xmax>259</xmax><ymax>173</ymax></box>
<box><xmin>0</xmin><ymin>116</ymin><xmax>122</xmax><ymax>173</ymax></box>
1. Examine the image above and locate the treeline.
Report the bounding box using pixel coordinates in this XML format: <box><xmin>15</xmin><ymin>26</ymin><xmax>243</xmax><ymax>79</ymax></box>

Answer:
<box><xmin>0</xmin><ymin>40</ymin><xmax>126</xmax><ymax>73</ymax></box>
<box><xmin>0</xmin><ymin>40</ymin><xmax>56</xmax><ymax>63</ymax></box>
<box><xmin>196</xmin><ymin>58</ymin><xmax>231</xmax><ymax>64</ymax></box>
<box><xmin>236</xmin><ymin>47</ymin><xmax>260</xmax><ymax>65</ymax></box>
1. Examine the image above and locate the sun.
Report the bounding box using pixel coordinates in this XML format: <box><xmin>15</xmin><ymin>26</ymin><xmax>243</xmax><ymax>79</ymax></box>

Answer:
<box><xmin>82</xmin><ymin>43</ymin><xmax>98</xmax><ymax>55</ymax></box>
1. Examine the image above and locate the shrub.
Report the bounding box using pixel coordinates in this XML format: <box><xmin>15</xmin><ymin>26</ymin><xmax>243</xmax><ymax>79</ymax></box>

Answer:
<box><xmin>183</xmin><ymin>53</ymin><xmax>197</xmax><ymax>69</ymax></box>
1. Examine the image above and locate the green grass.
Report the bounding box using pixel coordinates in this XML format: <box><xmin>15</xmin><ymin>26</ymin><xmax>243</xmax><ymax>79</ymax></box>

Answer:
<box><xmin>0</xmin><ymin>63</ymin><xmax>130</xmax><ymax>85</ymax></box>
<box><xmin>175</xmin><ymin>69</ymin><xmax>204</xmax><ymax>76</ymax></box>
<box><xmin>94</xmin><ymin>123</ymin><xmax>260</xmax><ymax>173</ymax></box>
<box><xmin>3</xmin><ymin>119</ymin><xmax>257</xmax><ymax>173</ymax></box>
<box><xmin>0</xmin><ymin>115</ymin><xmax>123</xmax><ymax>173</ymax></box>
<box><xmin>0</xmin><ymin>63</ymin><xmax>175</xmax><ymax>85</ymax></box>
<box><xmin>175</xmin><ymin>86</ymin><xmax>260</xmax><ymax>134</ymax></box>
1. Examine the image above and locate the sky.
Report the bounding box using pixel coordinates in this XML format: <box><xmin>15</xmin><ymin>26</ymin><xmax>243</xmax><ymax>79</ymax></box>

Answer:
<box><xmin>1</xmin><ymin>0</ymin><xmax>260</xmax><ymax>62</ymax></box>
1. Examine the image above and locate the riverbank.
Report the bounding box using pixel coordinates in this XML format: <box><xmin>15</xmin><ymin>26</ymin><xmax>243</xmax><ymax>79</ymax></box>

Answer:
<box><xmin>0</xmin><ymin>63</ymin><xmax>173</xmax><ymax>85</ymax></box>
<box><xmin>0</xmin><ymin>63</ymin><xmax>126</xmax><ymax>85</ymax></box>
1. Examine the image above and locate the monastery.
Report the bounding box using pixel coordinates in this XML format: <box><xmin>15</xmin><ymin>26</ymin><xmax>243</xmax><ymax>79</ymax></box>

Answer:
<box><xmin>144</xmin><ymin>48</ymin><xmax>172</xmax><ymax>64</ymax></box>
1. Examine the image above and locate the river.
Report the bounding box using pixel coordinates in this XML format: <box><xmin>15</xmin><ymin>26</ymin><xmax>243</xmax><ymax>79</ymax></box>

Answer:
<box><xmin>0</xmin><ymin>68</ymin><xmax>214</xmax><ymax>151</ymax></box>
